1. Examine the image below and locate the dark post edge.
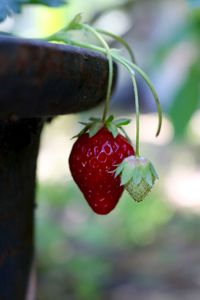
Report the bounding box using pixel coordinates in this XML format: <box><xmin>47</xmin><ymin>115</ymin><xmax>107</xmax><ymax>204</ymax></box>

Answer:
<box><xmin>0</xmin><ymin>118</ymin><xmax>43</xmax><ymax>299</ymax></box>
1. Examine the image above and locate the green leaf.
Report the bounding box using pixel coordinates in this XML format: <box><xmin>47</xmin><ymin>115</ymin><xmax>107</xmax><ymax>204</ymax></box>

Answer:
<box><xmin>67</xmin><ymin>13</ymin><xmax>82</xmax><ymax>30</ymax></box>
<box><xmin>72</xmin><ymin>125</ymin><xmax>89</xmax><ymax>139</ymax></box>
<box><xmin>79</xmin><ymin>121</ymin><xmax>90</xmax><ymax>126</ymax></box>
<box><xmin>89</xmin><ymin>122</ymin><xmax>102</xmax><ymax>137</ymax></box>
<box><xmin>70</xmin><ymin>13</ymin><xmax>82</xmax><ymax>24</ymax></box>
<box><xmin>89</xmin><ymin>117</ymin><xmax>101</xmax><ymax>122</ymax></box>
<box><xmin>107</xmin><ymin>123</ymin><xmax>118</xmax><ymax>138</ymax></box>
<box><xmin>169</xmin><ymin>62</ymin><xmax>200</xmax><ymax>138</ymax></box>
<box><xmin>113</xmin><ymin>118</ymin><xmax>131</xmax><ymax>127</ymax></box>
<box><xmin>105</xmin><ymin>115</ymin><xmax>114</xmax><ymax>124</ymax></box>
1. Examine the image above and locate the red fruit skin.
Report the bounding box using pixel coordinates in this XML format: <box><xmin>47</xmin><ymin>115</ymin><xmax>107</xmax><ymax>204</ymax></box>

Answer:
<box><xmin>69</xmin><ymin>127</ymin><xmax>134</xmax><ymax>215</ymax></box>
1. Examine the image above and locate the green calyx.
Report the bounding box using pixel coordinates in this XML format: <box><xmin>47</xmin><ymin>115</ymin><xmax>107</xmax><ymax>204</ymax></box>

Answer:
<box><xmin>73</xmin><ymin>115</ymin><xmax>132</xmax><ymax>140</ymax></box>
<box><xmin>114</xmin><ymin>156</ymin><xmax>159</xmax><ymax>202</ymax></box>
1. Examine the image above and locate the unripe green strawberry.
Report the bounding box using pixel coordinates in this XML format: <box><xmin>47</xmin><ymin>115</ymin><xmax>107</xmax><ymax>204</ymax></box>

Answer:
<box><xmin>114</xmin><ymin>155</ymin><xmax>159</xmax><ymax>202</ymax></box>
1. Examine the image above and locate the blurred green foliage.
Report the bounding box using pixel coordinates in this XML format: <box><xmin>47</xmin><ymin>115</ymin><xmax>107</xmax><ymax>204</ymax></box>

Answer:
<box><xmin>36</xmin><ymin>181</ymin><xmax>173</xmax><ymax>248</ymax></box>
<box><xmin>154</xmin><ymin>7</ymin><xmax>200</xmax><ymax>139</ymax></box>
<box><xmin>169</xmin><ymin>61</ymin><xmax>200</xmax><ymax>138</ymax></box>
<box><xmin>36</xmin><ymin>181</ymin><xmax>173</xmax><ymax>299</ymax></box>
<box><xmin>36</xmin><ymin>179</ymin><xmax>200</xmax><ymax>299</ymax></box>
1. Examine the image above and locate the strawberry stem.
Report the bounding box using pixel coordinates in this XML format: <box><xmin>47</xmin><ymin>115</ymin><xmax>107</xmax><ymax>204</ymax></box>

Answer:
<box><xmin>96</xmin><ymin>28</ymin><xmax>136</xmax><ymax>63</ymax></box>
<box><xmin>131</xmin><ymin>75</ymin><xmax>140</xmax><ymax>156</ymax></box>
<box><xmin>48</xmin><ymin>22</ymin><xmax>114</xmax><ymax>124</ymax></box>
<box><xmin>46</xmin><ymin>16</ymin><xmax>162</xmax><ymax>146</ymax></box>
<box><xmin>113</xmin><ymin>55</ymin><xmax>162</xmax><ymax>137</ymax></box>
<box><xmin>81</xmin><ymin>24</ymin><xmax>114</xmax><ymax>123</ymax></box>
<box><xmin>48</xmin><ymin>34</ymin><xmax>104</xmax><ymax>53</ymax></box>
<box><xmin>114</xmin><ymin>57</ymin><xmax>140</xmax><ymax>156</ymax></box>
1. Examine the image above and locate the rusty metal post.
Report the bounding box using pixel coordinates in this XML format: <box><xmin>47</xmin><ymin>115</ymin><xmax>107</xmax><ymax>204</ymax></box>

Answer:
<box><xmin>0</xmin><ymin>119</ymin><xmax>43</xmax><ymax>299</ymax></box>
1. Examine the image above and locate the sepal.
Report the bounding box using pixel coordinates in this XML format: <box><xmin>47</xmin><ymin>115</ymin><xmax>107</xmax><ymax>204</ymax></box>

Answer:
<box><xmin>73</xmin><ymin>115</ymin><xmax>132</xmax><ymax>139</ymax></box>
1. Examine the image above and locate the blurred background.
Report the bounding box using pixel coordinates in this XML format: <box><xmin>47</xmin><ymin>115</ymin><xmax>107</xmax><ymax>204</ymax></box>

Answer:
<box><xmin>1</xmin><ymin>0</ymin><xmax>200</xmax><ymax>299</ymax></box>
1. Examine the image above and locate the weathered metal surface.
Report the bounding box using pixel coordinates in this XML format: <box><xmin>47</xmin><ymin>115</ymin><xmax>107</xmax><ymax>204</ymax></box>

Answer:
<box><xmin>0</xmin><ymin>119</ymin><xmax>43</xmax><ymax>299</ymax></box>
<box><xmin>0</xmin><ymin>35</ymin><xmax>113</xmax><ymax>119</ymax></box>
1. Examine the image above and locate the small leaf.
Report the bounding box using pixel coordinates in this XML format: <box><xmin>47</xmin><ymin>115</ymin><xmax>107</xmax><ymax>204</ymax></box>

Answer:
<box><xmin>71</xmin><ymin>13</ymin><xmax>82</xmax><ymax>24</ymax></box>
<box><xmin>68</xmin><ymin>13</ymin><xmax>82</xmax><ymax>29</ymax></box>
<box><xmin>79</xmin><ymin>121</ymin><xmax>90</xmax><ymax>126</ymax></box>
<box><xmin>107</xmin><ymin>123</ymin><xmax>118</xmax><ymax>138</ymax></box>
<box><xmin>89</xmin><ymin>122</ymin><xmax>102</xmax><ymax>137</ymax></box>
<box><xmin>113</xmin><ymin>118</ymin><xmax>131</xmax><ymax>127</ymax></box>
<box><xmin>89</xmin><ymin>117</ymin><xmax>101</xmax><ymax>122</ymax></box>
<box><xmin>72</xmin><ymin>125</ymin><xmax>89</xmax><ymax>139</ymax></box>
<box><xmin>105</xmin><ymin>115</ymin><xmax>114</xmax><ymax>124</ymax></box>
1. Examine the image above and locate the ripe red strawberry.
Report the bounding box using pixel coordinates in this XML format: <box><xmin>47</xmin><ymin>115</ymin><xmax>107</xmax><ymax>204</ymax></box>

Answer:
<box><xmin>69</xmin><ymin>123</ymin><xmax>134</xmax><ymax>215</ymax></box>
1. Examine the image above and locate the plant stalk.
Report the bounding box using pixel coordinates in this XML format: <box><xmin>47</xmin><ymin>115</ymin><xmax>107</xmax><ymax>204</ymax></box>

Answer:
<box><xmin>81</xmin><ymin>24</ymin><xmax>113</xmax><ymax>123</ymax></box>
<box><xmin>47</xmin><ymin>34</ymin><xmax>162</xmax><ymax>139</ymax></box>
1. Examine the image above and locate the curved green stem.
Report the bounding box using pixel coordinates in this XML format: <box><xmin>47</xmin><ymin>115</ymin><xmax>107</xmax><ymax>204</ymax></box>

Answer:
<box><xmin>112</xmin><ymin>57</ymin><xmax>140</xmax><ymax>156</ymax></box>
<box><xmin>113</xmin><ymin>55</ymin><xmax>162</xmax><ymax>137</ymax></box>
<box><xmin>96</xmin><ymin>28</ymin><xmax>135</xmax><ymax>63</ymax></box>
<box><xmin>131</xmin><ymin>75</ymin><xmax>140</xmax><ymax>156</ymax></box>
<box><xmin>48</xmin><ymin>25</ymin><xmax>114</xmax><ymax>123</ymax></box>
<box><xmin>81</xmin><ymin>24</ymin><xmax>113</xmax><ymax>123</ymax></box>
<box><xmin>47</xmin><ymin>34</ymin><xmax>106</xmax><ymax>53</ymax></box>
<box><xmin>47</xmin><ymin>35</ymin><xmax>162</xmax><ymax>138</ymax></box>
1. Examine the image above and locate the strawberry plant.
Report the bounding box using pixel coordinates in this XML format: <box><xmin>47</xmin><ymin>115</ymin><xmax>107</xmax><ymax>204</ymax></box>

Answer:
<box><xmin>46</xmin><ymin>14</ymin><xmax>163</xmax><ymax>214</ymax></box>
